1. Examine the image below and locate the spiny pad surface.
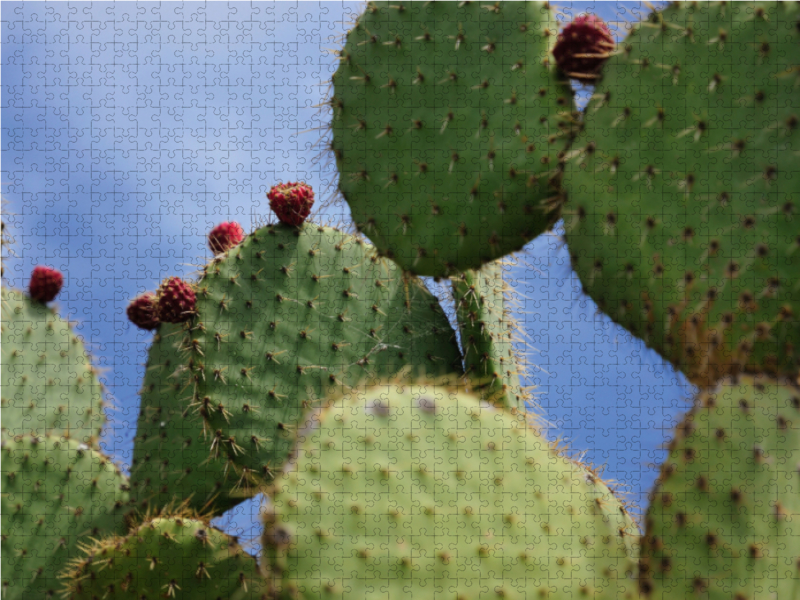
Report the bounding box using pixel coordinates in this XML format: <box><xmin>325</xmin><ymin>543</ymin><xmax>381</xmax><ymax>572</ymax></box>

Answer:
<box><xmin>640</xmin><ymin>375</ymin><xmax>800</xmax><ymax>599</ymax></box>
<box><xmin>331</xmin><ymin>1</ymin><xmax>576</xmax><ymax>276</ymax></box>
<box><xmin>564</xmin><ymin>2</ymin><xmax>800</xmax><ymax>385</ymax></box>
<box><xmin>1</xmin><ymin>288</ymin><xmax>105</xmax><ymax>444</ymax></box>
<box><xmin>132</xmin><ymin>223</ymin><xmax>462</xmax><ymax>515</ymax></box>
<box><xmin>0</xmin><ymin>434</ymin><xmax>132</xmax><ymax>600</ymax></box>
<box><xmin>62</xmin><ymin>516</ymin><xmax>267</xmax><ymax>599</ymax></box>
<box><xmin>452</xmin><ymin>263</ymin><xmax>527</xmax><ymax>411</ymax></box>
<box><xmin>264</xmin><ymin>384</ymin><xmax>640</xmax><ymax>600</ymax></box>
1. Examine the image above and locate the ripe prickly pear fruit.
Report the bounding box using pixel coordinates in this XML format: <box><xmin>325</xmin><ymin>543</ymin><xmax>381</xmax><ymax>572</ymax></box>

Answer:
<box><xmin>28</xmin><ymin>265</ymin><xmax>63</xmax><ymax>303</ymax></box>
<box><xmin>208</xmin><ymin>221</ymin><xmax>245</xmax><ymax>254</ymax></box>
<box><xmin>553</xmin><ymin>14</ymin><xmax>615</xmax><ymax>83</ymax></box>
<box><xmin>126</xmin><ymin>292</ymin><xmax>160</xmax><ymax>330</ymax></box>
<box><xmin>267</xmin><ymin>182</ymin><xmax>314</xmax><ymax>227</ymax></box>
<box><xmin>155</xmin><ymin>277</ymin><xmax>195</xmax><ymax>323</ymax></box>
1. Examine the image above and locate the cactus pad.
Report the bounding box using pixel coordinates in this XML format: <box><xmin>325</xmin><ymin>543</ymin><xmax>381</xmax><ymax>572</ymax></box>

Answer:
<box><xmin>331</xmin><ymin>1</ymin><xmax>576</xmax><ymax>276</ymax></box>
<box><xmin>452</xmin><ymin>262</ymin><xmax>528</xmax><ymax>411</ymax></box>
<box><xmin>1</xmin><ymin>434</ymin><xmax>132</xmax><ymax>600</ymax></box>
<box><xmin>132</xmin><ymin>223</ymin><xmax>462</xmax><ymax>515</ymax></box>
<box><xmin>263</xmin><ymin>384</ymin><xmax>640</xmax><ymax>600</ymax></box>
<box><xmin>61</xmin><ymin>515</ymin><xmax>267</xmax><ymax>599</ymax></box>
<box><xmin>564</xmin><ymin>2</ymin><xmax>800</xmax><ymax>385</ymax></box>
<box><xmin>639</xmin><ymin>374</ymin><xmax>800</xmax><ymax>599</ymax></box>
<box><xmin>1</xmin><ymin>288</ymin><xmax>105</xmax><ymax>444</ymax></box>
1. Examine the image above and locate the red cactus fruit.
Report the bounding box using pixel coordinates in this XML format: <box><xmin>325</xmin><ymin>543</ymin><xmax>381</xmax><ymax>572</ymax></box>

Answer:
<box><xmin>126</xmin><ymin>292</ymin><xmax>160</xmax><ymax>330</ymax></box>
<box><xmin>268</xmin><ymin>182</ymin><xmax>315</xmax><ymax>227</ymax></box>
<box><xmin>155</xmin><ymin>277</ymin><xmax>196</xmax><ymax>324</ymax></box>
<box><xmin>29</xmin><ymin>265</ymin><xmax>64</xmax><ymax>303</ymax></box>
<box><xmin>208</xmin><ymin>221</ymin><xmax>245</xmax><ymax>254</ymax></box>
<box><xmin>552</xmin><ymin>14</ymin><xmax>616</xmax><ymax>83</ymax></box>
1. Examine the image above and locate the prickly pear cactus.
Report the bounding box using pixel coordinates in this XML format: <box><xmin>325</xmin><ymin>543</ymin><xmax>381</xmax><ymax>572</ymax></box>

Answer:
<box><xmin>1</xmin><ymin>288</ymin><xmax>105</xmax><ymax>444</ymax></box>
<box><xmin>61</xmin><ymin>514</ymin><xmax>268</xmax><ymax>599</ymax></box>
<box><xmin>564</xmin><ymin>2</ymin><xmax>800</xmax><ymax>386</ymax></box>
<box><xmin>1</xmin><ymin>434</ymin><xmax>132</xmax><ymax>600</ymax></box>
<box><xmin>132</xmin><ymin>222</ymin><xmax>463</xmax><ymax>515</ymax></box>
<box><xmin>331</xmin><ymin>1</ymin><xmax>576</xmax><ymax>276</ymax></box>
<box><xmin>452</xmin><ymin>262</ymin><xmax>528</xmax><ymax>411</ymax></box>
<box><xmin>263</xmin><ymin>383</ymin><xmax>640</xmax><ymax>600</ymax></box>
<box><xmin>639</xmin><ymin>374</ymin><xmax>800</xmax><ymax>599</ymax></box>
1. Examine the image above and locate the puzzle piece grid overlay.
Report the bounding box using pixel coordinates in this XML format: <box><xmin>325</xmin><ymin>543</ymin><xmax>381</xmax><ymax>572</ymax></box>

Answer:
<box><xmin>1</xmin><ymin>0</ymin><xmax>694</xmax><ymax>557</ymax></box>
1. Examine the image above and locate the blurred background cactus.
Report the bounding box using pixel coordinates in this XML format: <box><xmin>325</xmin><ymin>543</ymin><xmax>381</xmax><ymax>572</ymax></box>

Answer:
<box><xmin>2</xmin><ymin>2</ymin><xmax>798</xmax><ymax>598</ymax></box>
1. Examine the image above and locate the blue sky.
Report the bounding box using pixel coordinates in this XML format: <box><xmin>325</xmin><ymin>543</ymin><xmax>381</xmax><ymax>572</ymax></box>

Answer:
<box><xmin>2</xmin><ymin>1</ymin><xmax>683</xmax><ymax>553</ymax></box>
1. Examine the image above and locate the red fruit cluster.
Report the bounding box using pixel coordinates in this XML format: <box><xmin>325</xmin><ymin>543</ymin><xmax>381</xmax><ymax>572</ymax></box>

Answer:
<box><xmin>552</xmin><ymin>14</ymin><xmax>616</xmax><ymax>83</ymax></box>
<box><xmin>268</xmin><ymin>182</ymin><xmax>315</xmax><ymax>227</ymax></box>
<box><xmin>208</xmin><ymin>221</ymin><xmax>245</xmax><ymax>254</ymax></box>
<box><xmin>29</xmin><ymin>265</ymin><xmax>63</xmax><ymax>303</ymax></box>
<box><xmin>126</xmin><ymin>292</ymin><xmax>160</xmax><ymax>330</ymax></box>
<box><xmin>155</xmin><ymin>277</ymin><xmax>196</xmax><ymax>324</ymax></box>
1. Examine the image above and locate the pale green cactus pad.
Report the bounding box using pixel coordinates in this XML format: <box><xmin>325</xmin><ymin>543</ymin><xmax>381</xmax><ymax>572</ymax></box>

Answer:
<box><xmin>639</xmin><ymin>374</ymin><xmax>800</xmax><ymax>599</ymax></box>
<box><xmin>131</xmin><ymin>222</ymin><xmax>463</xmax><ymax>515</ymax></box>
<box><xmin>452</xmin><ymin>262</ymin><xmax>528</xmax><ymax>411</ymax></box>
<box><xmin>331</xmin><ymin>1</ymin><xmax>576</xmax><ymax>276</ymax></box>
<box><xmin>564</xmin><ymin>2</ymin><xmax>800</xmax><ymax>386</ymax></box>
<box><xmin>1</xmin><ymin>434</ymin><xmax>132</xmax><ymax>600</ymax></box>
<box><xmin>61</xmin><ymin>514</ymin><xmax>268</xmax><ymax>599</ymax></box>
<box><xmin>1</xmin><ymin>288</ymin><xmax>106</xmax><ymax>444</ymax></box>
<box><xmin>263</xmin><ymin>384</ymin><xmax>640</xmax><ymax>600</ymax></box>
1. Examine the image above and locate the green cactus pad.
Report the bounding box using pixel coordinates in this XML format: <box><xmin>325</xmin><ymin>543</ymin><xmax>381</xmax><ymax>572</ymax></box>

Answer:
<box><xmin>1</xmin><ymin>288</ymin><xmax>105</xmax><ymax>444</ymax></box>
<box><xmin>639</xmin><ymin>374</ymin><xmax>800</xmax><ymax>599</ymax></box>
<box><xmin>263</xmin><ymin>384</ymin><xmax>640</xmax><ymax>600</ymax></box>
<box><xmin>330</xmin><ymin>1</ymin><xmax>576</xmax><ymax>277</ymax></box>
<box><xmin>452</xmin><ymin>263</ymin><xmax>528</xmax><ymax>411</ymax></box>
<box><xmin>132</xmin><ymin>223</ymin><xmax>463</xmax><ymax>515</ymax></box>
<box><xmin>1</xmin><ymin>434</ymin><xmax>133</xmax><ymax>600</ymax></box>
<box><xmin>61</xmin><ymin>515</ymin><xmax>267</xmax><ymax>599</ymax></box>
<box><xmin>564</xmin><ymin>2</ymin><xmax>800</xmax><ymax>385</ymax></box>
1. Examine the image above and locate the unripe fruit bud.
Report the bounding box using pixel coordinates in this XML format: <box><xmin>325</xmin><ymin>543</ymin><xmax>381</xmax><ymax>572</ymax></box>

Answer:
<box><xmin>268</xmin><ymin>182</ymin><xmax>315</xmax><ymax>227</ymax></box>
<box><xmin>126</xmin><ymin>292</ymin><xmax>160</xmax><ymax>330</ymax></box>
<box><xmin>29</xmin><ymin>266</ymin><xmax>63</xmax><ymax>303</ymax></box>
<box><xmin>156</xmin><ymin>277</ymin><xmax>196</xmax><ymax>324</ymax></box>
<box><xmin>553</xmin><ymin>14</ymin><xmax>615</xmax><ymax>83</ymax></box>
<box><xmin>208</xmin><ymin>221</ymin><xmax>245</xmax><ymax>254</ymax></box>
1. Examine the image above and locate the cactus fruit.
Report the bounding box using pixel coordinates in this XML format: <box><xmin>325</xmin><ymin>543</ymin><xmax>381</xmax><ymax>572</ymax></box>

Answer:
<box><xmin>263</xmin><ymin>383</ymin><xmax>640</xmax><ymax>600</ymax></box>
<box><xmin>61</xmin><ymin>513</ymin><xmax>268</xmax><ymax>599</ymax></box>
<box><xmin>639</xmin><ymin>375</ymin><xmax>800</xmax><ymax>599</ymax></box>
<box><xmin>267</xmin><ymin>182</ymin><xmax>314</xmax><ymax>227</ymax></box>
<box><xmin>1</xmin><ymin>288</ymin><xmax>106</xmax><ymax>444</ymax></box>
<box><xmin>1</xmin><ymin>434</ymin><xmax>133</xmax><ymax>600</ymax></box>
<box><xmin>209</xmin><ymin>220</ymin><xmax>246</xmax><ymax>254</ymax></box>
<box><xmin>155</xmin><ymin>276</ymin><xmax>196</xmax><ymax>324</ymax></box>
<box><xmin>552</xmin><ymin>14</ymin><xmax>616</xmax><ymax>82</ymax></box>
<box><xmin>28</xmin><ymin>265</ymin><xmax>63</xmax><ymax>303</ymax></box>
<box><xmin>452</xmin><ymin>262</ymin><xmax>529</xmax><ymax>411</ymax></box>
<box><xmin>131</xmin><ymin>222</ymin><xmax>463</xmax><ymax>514</ymax></box>
<box><xmin>330</xmin><ymin>1</ymin><xmax>577</xmax><ymax>277</ymax></box>
<box><xmin>126</xmin><ymin>292</ymin><xmax>160</xmax><ymax>330</ymax></box>
<box><xmin>563</xmin><ymin>2</ymin><xmax>800</xmax><ymax>385</ymax></box>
